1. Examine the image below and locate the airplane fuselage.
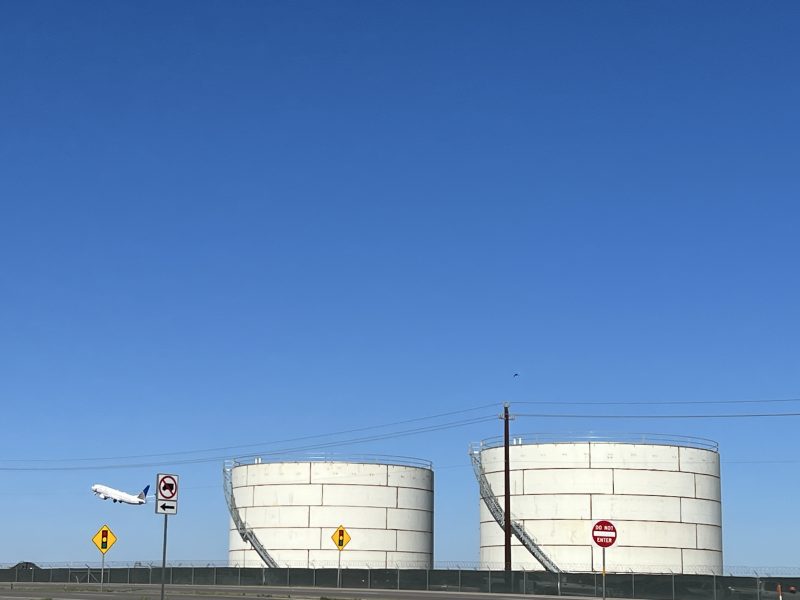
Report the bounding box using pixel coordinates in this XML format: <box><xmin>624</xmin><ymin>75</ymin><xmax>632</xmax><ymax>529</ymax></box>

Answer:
<box><xmin>91</xmin><ymin>484</ymin><xmax>147</xmax><ymax>505</ymax></box>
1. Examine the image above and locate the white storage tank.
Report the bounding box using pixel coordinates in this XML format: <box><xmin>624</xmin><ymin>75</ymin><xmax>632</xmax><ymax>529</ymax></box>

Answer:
<box><xmin>226</xmin><ymin>455</ymin><xmax>434</xmax><ymax>568</ymax></box>
<box><xmin>474</xmin><ymin>434</ymin><xmax>722</xmax><ymax>574</ymax></box>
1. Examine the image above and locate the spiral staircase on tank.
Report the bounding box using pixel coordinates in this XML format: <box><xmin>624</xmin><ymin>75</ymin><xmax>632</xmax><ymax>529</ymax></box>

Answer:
<box><xmin>469</xmin><ymin>444</ymin><xmax>562</xmax><ymax>573</ymax></box>
<box><xmin>223</xmin><ymin>461</ymin><xmax>279</xmax><ymax>568</ymax></box>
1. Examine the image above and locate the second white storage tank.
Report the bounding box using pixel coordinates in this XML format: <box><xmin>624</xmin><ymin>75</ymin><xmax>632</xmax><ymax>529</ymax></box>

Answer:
<box><xmin>475</xmin><ymin>434</ymin><xmax>722</xmax><ymax>574</ymax></box>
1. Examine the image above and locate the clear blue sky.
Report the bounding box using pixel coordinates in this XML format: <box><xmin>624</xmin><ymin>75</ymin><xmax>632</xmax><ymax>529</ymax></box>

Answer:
<box><xmin>1</xmin><ymin>1</ymin><xmax>799</xmax><ymax>569</ymax></box>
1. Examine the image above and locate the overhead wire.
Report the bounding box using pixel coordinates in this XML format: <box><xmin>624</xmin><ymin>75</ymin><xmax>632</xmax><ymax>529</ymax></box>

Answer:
<box><xmin>0</xmin><ymin>401</ymin><xmax>501</xmax><ymax>463</ymax></box>
<box><xmin>515</xmin><ymin>398</ymin><xmax>800</xmax><ymax>406</ymax></box>
<box><xmin>516</xmin><ymin>412</ymin><xmax>800</xmax><ymax>419</ymax></box>
<box><xmin>7</xmin><ymin>398</ymin><xmax>799</xmax><ymax>470</ymax></box>
<box><xmin>0</xmin><ymin>414</ymin><xmax>497</xmax><ymax>471</ymax></box>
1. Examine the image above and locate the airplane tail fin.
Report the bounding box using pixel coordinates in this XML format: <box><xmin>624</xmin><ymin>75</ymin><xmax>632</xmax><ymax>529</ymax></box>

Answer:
<box><xmin>138</xmin><ymin>485</ymin><xmax>150</xmax><ymax>502</ymax></box>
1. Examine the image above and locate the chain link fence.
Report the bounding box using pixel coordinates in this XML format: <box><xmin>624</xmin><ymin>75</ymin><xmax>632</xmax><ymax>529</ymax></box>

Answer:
<box><xmin>2</xmin><ymin>565</ymin><xmax>799</xmax><ymax>599</ymax></box>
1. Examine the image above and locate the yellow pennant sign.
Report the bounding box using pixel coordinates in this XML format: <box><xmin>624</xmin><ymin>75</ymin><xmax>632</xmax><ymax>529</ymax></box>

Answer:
<box><xmin>92</xmin><ymin>525</ymin><xmax>117</xmax><ymax>554</ymax></box>
<box><xmin>331</xmin><ymin>525</ymin><xmax>351</xmax><ymax>551</ymax></box>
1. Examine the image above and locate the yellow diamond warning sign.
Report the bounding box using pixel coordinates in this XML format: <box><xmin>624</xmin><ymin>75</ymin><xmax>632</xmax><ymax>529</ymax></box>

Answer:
<box><xmin>331</xmin><ymin>525</ymin><xmax>350</xmax><ymax>551</ymax></box>
<box><xmin>92</xmin><ymin>525</ymin><xmax>117</xmax><ymax>554</ymax></box>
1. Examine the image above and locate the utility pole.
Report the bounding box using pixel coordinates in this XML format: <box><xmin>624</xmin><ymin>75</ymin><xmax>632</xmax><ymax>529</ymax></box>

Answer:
<box><xmin>503</xmin><ymin>402</ymin><xmax>512</xmax><ymax>571</ymax></box>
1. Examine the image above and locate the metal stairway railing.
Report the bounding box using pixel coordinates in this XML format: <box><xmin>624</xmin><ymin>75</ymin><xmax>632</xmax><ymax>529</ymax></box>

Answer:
<box><xmin>222</xmin><ymin>461</ymin><xmax>279</xmax><ymax>568</ymax></box>
<box><xmin>469</xmin><ymin>445</ymin><xmax>562</xmax><ymax>573</ymax></box>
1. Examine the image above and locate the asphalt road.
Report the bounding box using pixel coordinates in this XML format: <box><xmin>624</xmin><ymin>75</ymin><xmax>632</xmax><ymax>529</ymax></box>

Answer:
<box><xmin>0</xmin><ymin>582</ymin><xmax>585</xmax><ymax>600</ymax></box>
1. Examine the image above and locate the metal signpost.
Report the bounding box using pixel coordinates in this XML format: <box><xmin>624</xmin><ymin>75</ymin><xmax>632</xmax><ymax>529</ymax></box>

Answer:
<box><xmin>331</xmin><ymin>525</ymin><xmax>350</xmax><ymax>587</ymax></box>
<box><xmin>91</xmin><ymin>525</ymin><xmax>116</xmax><ymax>591</ymax></box>
<box><xmin>156</xmin><ymin>473</ymin><xmax>179</xmax><ymax>600</ymax></box>
<box><xmin>592</xmin><ymin>520</ymin><xmax>617</xmax><ymax>600</ymax></box>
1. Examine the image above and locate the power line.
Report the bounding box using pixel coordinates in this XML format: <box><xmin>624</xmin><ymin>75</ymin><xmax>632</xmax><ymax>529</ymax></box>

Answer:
<box><xmin>515</xmin><ymin>398</ymin><xmax>800</xmax><ymax>406</ymax></box>
<box><xmin>238</xmin><ymin>415</ymin><xmax>496</xmax><ymax>460</ymax></box>
<box><xmin>0</xmin><ymin>414</ymin><xmax>497</xmax><ymax>471</ymax></box>
<box><xmin>516</xmin><ymin>412</ymin><xmax>800</xmax><ymax>419</ymax></box>
<box><xmin>0</xmin><ymin>402</ymin><xmax>500</xmax><ymax>463</ymax></box>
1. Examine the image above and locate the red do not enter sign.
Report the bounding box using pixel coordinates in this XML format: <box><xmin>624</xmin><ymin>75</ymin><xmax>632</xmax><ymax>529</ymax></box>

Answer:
<box><xmin>592</xmin><ymin>520</ymin><xmax>617</xmax><ymax>547</ymax></box>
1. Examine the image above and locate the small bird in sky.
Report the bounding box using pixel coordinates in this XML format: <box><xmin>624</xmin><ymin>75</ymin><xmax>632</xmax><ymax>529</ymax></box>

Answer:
<box><xmin>513</xmin><ymin>373</ymin><xmax>519</xmax><ymax>377</ymax></box>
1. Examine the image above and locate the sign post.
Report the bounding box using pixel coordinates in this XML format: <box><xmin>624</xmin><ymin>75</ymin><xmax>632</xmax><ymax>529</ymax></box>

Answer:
<box><xmin>91</xmin><ymin>525</ymin><xmax>116</xmax><ymax>591</ymax></box>
<box><xmin>156</xmin><ymin>474</ymin><xmax>179</xmax><ymax>600</ymax></box>
<box><xmin>592</xmin><ymin>520</ymin><xmax>617</xmax><ymax>600</ymax></box>
<box><xmin>331</xmin><ymin>525</ymin><xmax>350</xmax><ymax>587</ymax></box>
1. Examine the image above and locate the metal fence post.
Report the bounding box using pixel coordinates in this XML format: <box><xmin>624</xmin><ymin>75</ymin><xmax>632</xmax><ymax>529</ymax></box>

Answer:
<box><xmin>426</xmin><ymin>568</ymin><xmax>429</xmax><ymax>591</ymax></box>
<box><xmin>756</xmin><ymin>573</ymin><xmax>761</xmax><ymax>600</ymax></box>
<box><xmin>557</xmin><ymin>571</ymin><xmax>562</xmax><ymax>596</ymax></box>
<box><xmin>671</xmin><ymin>572</ymin><xmax>675</xmax><ymax>600</ymax></box>
<box><xmin>632</xmin><ymin>572</ymin><xmax>635</xmax><ymax>598</ymax></box>
<box><xmin>713</xmin><ymin>573</ymin><xmax>717</xmax><ymax>600</ymax></box>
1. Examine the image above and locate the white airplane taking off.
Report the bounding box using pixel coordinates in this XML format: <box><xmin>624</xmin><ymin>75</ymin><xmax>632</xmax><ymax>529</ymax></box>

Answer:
<box><xmin>91</xmin><ymin>484</ymin><xmax>150</xmax><ymax>505</ymax></box>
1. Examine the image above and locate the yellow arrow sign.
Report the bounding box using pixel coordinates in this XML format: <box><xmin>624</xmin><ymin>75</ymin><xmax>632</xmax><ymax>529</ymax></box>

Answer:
<box><xmin>92</xmin><ymin>525</ymin><xmax>117</xmax><ymax>554</ymax></box>
<box><xmin>331</xmin><ymin>525</ymin><xmax>351</xmax><ymax>551</ymax></box>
